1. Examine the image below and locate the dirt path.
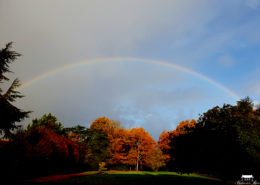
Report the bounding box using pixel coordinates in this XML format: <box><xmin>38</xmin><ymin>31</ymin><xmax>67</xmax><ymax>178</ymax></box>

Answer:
<box><xmin>26</xmin><ymin>172</ymin><xmax>99</xmax><ymax>183</ymax></box>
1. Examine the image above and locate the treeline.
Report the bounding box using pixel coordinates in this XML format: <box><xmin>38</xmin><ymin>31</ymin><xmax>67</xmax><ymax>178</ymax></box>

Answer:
<box><xmin>0</xmin><ymin>114</ymin><xmax>165</xmax><ymax>180</ymax></box>
<box><xmin>158</xmin><ymin>98</ymin><xmax>260</xmax><ymax>180</ymax></box>
<box><xmin>1</xmin><ymin>98</ymin><xmax>260</xmax><ymax>181</ymax></box>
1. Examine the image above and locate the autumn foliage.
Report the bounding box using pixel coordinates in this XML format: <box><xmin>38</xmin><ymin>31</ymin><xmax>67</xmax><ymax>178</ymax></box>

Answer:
<box><xmin>23</xmin><ymin>127</ymin><xmax>79</xmax><ymax>163</ymax></box>
<box><xmin>158</xmin><ymin>130</ymin><xmax>172</xmax><ymax>162</ymax></box>
<box><xmin>90</xmin><ymin>117</ymin><xmax>156</xmax><ymax>171</ymax></box>
<box><xmin>158</xmin><ymin>119</ymin><xmax>196</xmax><ymax>164</ymax></box>
<box><xmin>127</xmin><ymin>127</ymin><xmax>155</xmax><ymax>170</ymax></box>
<box><xmin>146</xmin><ymin>148</ymin><xmax>166</xmax><ymax>172</ymax></box>
<box><xmin>1</xmin><ymin>127</ymin><xmax>80</xmax><ymax>180</ymax></box>
<box><xmin>1</xmin><ymin>98</ymin><xmax>259</xmax><ymax>182</ymax></box>
<box><xmin>108</xmin><ymin>127</ymin><xmax>131</xmax><ymax>166</ymax></box>
<box><xmin>159</xmin><ymin>98</ymin><xmax>260</xmax><ymax>179</ymax></box>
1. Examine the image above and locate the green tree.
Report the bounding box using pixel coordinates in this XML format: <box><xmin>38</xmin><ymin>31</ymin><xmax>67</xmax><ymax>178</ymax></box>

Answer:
<box><xmin>27</xmin><ymin>113</ymin><xmax>66</xmax><ymax>136</ymax></box>
<box><xmin>84</xmin><ymin>129</ymin><xmax>109</xmax><ymax>170</ymax></box>
<box><xmin>0</xmin><ymin>42</ymin><xmax>31</xmax><ymax>138</ymax></box>
<box><xmin>65</xmin><ymin>125</ymin><xmax>90</xmax><ymax>164</ymax></box>
<box><xmin>65</xmin><ymin>125</ymin><xmax>88</xmax><ymax>143</ymax></box>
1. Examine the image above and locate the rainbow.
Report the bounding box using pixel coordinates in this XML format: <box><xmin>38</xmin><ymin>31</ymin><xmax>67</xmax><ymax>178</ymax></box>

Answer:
<box><xmin>18</xmin><ymin>57</ymin><xmax>240</xmax><ymax>100</ymax></box>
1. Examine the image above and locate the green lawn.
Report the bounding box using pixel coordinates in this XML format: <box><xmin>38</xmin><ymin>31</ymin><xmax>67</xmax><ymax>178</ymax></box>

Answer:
<box><xmin>26</xmin><ymin>171</ymin><xmax>229</xmax><ymax>185</ymax></box>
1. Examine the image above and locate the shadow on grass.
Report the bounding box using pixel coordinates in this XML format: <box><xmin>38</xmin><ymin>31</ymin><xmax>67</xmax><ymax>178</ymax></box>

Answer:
<box><xmin>25</xmin><ymin>171</ymin><xmax>230</xmax><ymax>185</ymax></box>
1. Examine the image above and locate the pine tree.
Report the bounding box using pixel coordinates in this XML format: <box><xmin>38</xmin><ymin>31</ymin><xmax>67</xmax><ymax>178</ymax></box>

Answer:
<box><xmin>0</xmin><ymin>42</ymin><xmax>31</xmax><ymax>138</ymax></box>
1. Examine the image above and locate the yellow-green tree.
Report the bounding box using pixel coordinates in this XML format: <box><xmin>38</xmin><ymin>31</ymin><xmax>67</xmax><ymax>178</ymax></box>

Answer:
<box><xmin>146</xmin><ymin>148</ymin><xmax>166</xmax><ymax>172</ymax></box>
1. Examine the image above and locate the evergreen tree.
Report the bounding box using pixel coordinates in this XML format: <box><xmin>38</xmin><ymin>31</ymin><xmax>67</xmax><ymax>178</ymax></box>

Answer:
<box><xmin>27</xmin><ymin>113</ymin><xmax>66</xmax><ymax>136</ymax></box>
<box><xmin>0</xmin><ymin>42</ymin><xmax>31</xmax><ymax>138</ymax></box>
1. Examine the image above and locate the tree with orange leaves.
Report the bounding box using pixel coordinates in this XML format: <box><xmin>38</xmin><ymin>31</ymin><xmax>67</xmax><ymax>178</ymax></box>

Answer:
<box><xmin>90</xmin><ymin>116</ymin><xmax>113</xmax><ymax>134</ymax></box>
<box><xmin>107</xmin><ymin>127</ymin><xmax>131</xmax><ymax>167</ymax></box>
<box><xmin>90</xmin><ymin>117</ymin><xmax>127</xmax><ymax>168</ymax></box>
<box><xmin>158</xmin><ymin>120</ymin><xmax>196</xmax><ymax>170</ymax></box>
<box><xmin>90</xmin><ymin>117</ymin><xmax>156</xmax><ymax>171</ymax></box>
<box><xmin>168</xmin><ymin>120</ymin><xmax>196</xmax><ymax>168</ymax></box>
<box><xmin>127</xmin><ymin>127</ymin><xmax>155</xmax><ymax>171</ymax></box>
<box><xmin>158</xmin><ymin>130</ymin><xmax>171</xmax><ymax>162</ymax></box>
<box><xmin>158</xmin><ymin>119</ymin><xmax>196</xmax><ymax>156</ymax></box>
<box><xmin>90</xmin><ymin>117</ymin><xmax>122</xmax><ymax>140</ymax></box>
<box><xmin>175</xmin><ymin>119</ymin><xmax>196</xmax><ymax>136</ymax></box>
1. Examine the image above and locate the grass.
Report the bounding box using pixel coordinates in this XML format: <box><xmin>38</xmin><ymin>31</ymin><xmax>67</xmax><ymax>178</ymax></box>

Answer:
<box><xmin>24</xmin><ymin>171</ymin><xmax>229</xmax><ymax>185</ymax></box>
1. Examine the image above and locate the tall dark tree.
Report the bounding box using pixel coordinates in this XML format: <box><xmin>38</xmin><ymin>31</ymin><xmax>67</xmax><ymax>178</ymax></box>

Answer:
<box><xmin>168</xmin><ymin>97</ymin><xmax>260</xmax><ymax>180</ymax></box>
<box><xmin>0</xmin><ymin>42</ymin><xmax>31</xmax><ymax>138</ymax></box>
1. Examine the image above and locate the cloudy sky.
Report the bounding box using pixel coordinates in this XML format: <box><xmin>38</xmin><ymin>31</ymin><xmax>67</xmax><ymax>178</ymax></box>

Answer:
<box><xmin>1</xmin><ymin>0</ymin><xmax>260</xmax><ymax>139</ymax></box>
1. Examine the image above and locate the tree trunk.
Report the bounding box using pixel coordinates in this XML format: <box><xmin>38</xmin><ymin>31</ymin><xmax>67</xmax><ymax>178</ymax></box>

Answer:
<box><xmin>136</xmin><ymin>145</ymin><xmax>140</xmax><ymax>171</ymax></box>
<box><xmin>136</xmin><ymin>159</ymin><xmax>139</xmax><ymax>171</ymax></box>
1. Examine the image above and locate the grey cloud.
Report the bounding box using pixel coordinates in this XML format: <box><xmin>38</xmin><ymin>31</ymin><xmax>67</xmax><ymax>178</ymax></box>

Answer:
<box><xmin>0</xmin><ymin>0</ymin><xmax>217</xmax><ymax>73</ymax></box>
<box><xmin>14</xmin><ymin>61</ymin><xmax>220</xmax><ymax>139</ymax></box>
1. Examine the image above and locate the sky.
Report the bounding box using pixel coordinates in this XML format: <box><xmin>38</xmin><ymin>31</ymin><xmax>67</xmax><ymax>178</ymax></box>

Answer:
<box><xmin>0</xmin><ymin>0</ymin><xmax>260</xmax><ymax>139</ymax></box>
